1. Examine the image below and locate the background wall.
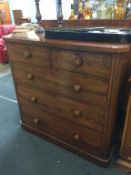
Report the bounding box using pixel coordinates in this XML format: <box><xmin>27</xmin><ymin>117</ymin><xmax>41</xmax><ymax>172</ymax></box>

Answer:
<box><xmin>8</xmin><ymin>0</ymin><xmax>57</xmax><ymax>23</ymax></box>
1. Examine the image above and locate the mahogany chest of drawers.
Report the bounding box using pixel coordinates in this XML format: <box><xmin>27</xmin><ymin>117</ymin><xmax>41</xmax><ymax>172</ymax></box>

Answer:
<box><xmin>4</xmin><ymin>31</ymin><xmax>131</xmax><ymax>166</ymax></box>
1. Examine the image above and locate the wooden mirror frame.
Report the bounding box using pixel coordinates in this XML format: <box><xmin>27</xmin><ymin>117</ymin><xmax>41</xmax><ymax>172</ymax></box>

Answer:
<box><xmin>41</xmin><ymin>19</ymin><xmax>131</xmax><ymax>29</ymax></box>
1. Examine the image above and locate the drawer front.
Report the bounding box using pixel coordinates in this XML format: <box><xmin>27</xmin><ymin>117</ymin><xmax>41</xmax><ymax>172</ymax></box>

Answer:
<box><xmin>128</xmin><ymin>146</ymin><xmax>131</xmax><ymax>161</ymax></box>
<box><xmin>12</xmin><ymin>62</ymin><xmax>108</xmax><ymax>109</ymax></box>
<box><xmin>17</xmin><ymin>85</ymin><xmax>106</xmax><ymax>133</ymax></box>
<box><xmin>52</xmin><ymin>49</ymin><xmax>112</xmax><ymax>79</ymax></box>
<box><xmin>7</xmin><ymin>43</ymin><xmax>50</xmax><ymax>67</ymax></box>
<box><xmin>121</xmin><ymin>95</ymin><xmax>131</xmax><ymax>160</ymax></box>
<box><xmin>21</xmin><ymin>104</ymin><xmax>103</xmax><ymax>155</ymax></box>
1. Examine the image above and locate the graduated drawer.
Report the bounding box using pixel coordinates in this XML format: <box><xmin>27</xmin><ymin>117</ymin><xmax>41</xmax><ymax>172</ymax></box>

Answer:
<box><xmin>128</xmin><ymin>147</ymin><xmax>131</xmax><ymax>161</ymax></box>
<box><xmin>7</xmin><ymin>43</ymin><xmax>50</xmax><ymax>67</ymax></box>
<box><xmin>122</xmin><ymin>90</ymin><xmax>131</xmax><ymax>161</ymax></box>
<box><xmin>52</xmin><ymin>48</ymin><xmax>112</xmax><ymax>80</ymax></box>
<box><xmin>17</xmin><ymin>85</ymin><xmax>106</xmax><ymax>133</ymax></box>
<box><xmin>12</xmin><ymin>62</ymin><xmax>108</xmax><ymax>109</ymax></box>
<box><xmin>21</xmin><ymin>104</ymin><xmax>104</xmax><ymax>156</ymax></box>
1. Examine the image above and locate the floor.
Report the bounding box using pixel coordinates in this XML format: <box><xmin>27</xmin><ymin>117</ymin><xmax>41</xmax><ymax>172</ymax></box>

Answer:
<box><xmin>0</xmin><ymin>64</ymin><xmax>128</xmax><ymax>175</ymax></box>
<box><xmin>0</xmin><ymin>63</ymin><xmax>11</xmax><ymax>78</ymax></box>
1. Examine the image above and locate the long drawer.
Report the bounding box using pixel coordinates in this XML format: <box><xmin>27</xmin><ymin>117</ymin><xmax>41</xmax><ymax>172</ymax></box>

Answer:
<box><xmin>121</xmin><ymin>92</ymin><xmax>131</xmax><ymax>160</ymax></box>
<box><xmin>52</xmin><ymin>48</ymin><xmax>112</xmax><ymax>80</ymax></box>
<box><xmin>12</xmin><ymin>62</ymin><xmax>108</xmax><ymax>109</ymax></box>
<box><xmin>7</xmin><ymin>43</ymin><xmax>50</xmax><ymax>68</ymax></box>
<box><xmin>17</xmin><ymin>85</ymin><xmax>106</xmax><ymax>133</ymax></box>
<box><xmin>20</xmin><ymin>103</ymin><xmax>104</xmax><ymax>157</ymax></box>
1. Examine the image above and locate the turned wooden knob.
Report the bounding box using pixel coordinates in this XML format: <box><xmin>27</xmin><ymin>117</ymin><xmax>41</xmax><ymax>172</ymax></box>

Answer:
<box><xmin>73</xmin><ymin>134</ymin><xmax>80</xmax><ymax>141</ymax></box>
<box><xmin>23</xmin><ymin>51</ymin><xmax>32</xmax><ymax>59</ymax></box>
<box><xmin>27</xmin><ymin>73</ymin><xmax>34</xmax><ymax>80</ymax></box>
<box><xmin>128</xmin><ymin>76</ymin><xmax>131</xmax><ymax>83</ymax></box>
<box><xmin>33</xmin><ymin>118</ymin><xmax>39</xmax><ymax>124</ymax></box>
<box><xmin>74</xmin><ymin>58</ymin><xmax>83</xmax><ymax>67</ymax></box>
<box><xmin>73</xmin><ymin>110</ymin><xmax>81</xmax><ymax>117</ymax></box>
<box><xmin>73</xmin><ymin>84</ymin><xmax>81</xmax><ymax>92</ymax></box>
<box><xmin>30</xmin><ymin>96</ymin><xmax>37</xmax><ymax>102</ymax></box>
<box><xmin>128</xmin><ymin>156</ymin><xmax>131</xmax><ymax>161</ymax></box>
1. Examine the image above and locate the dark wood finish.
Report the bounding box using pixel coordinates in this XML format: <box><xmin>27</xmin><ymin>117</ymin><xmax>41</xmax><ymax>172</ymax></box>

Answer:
<box><xmin>21</xmin><ymin>105</ymin><xmax>103</xmax><ymax>152</ymax></box>
<box><xmin>13</xmin><ymin>10</ymin><xmax>23</xmax><ymax>24</ymax></box>
<box><xmin>18</xmin><ymin>18</ymin><xmax>31</xmax><ymax>24</ymax></box>
<box><xmin>41</xmin><ymin>19</ymin><xmax>131</xmax><ymax>29</ymax></box>
<box><xmin>13</xmin><ymin>10</ymin><xmax>31</xmax><ymax>25</ymax></box>
<box><xmin>12</xmin><ymin>63</ymin><xmax>108</xmax><ymax>109</ymax></box>
<box><xmin>52</xmin><ymin>48</ymin><xmax>112</xmax><ymax>79</ymax></box>
<box><xmin>4</xmin><ymin>30</ymin><xmax>131</xmax><ymax>167</ymax></box>
<box><xmin>7</xmin><ymin>43</ymin><xmax>50</xmax><ymax>68</ymax></box>
<box><xmin>5</xmin><ymin>31</ymin><xmax>130</xmax><ymax>53</ymax></box>
<box><xmin>16</xmin><ymin>84</ymin><xmax>105</xmax><ymax>133</ymax></box>
<box><xmin>117</xmin><ymin>77</ymin><xmax>131</xmax><ymax>172</ymax></box>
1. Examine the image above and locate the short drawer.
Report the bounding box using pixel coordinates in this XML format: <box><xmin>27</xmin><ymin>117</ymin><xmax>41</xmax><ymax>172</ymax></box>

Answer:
<box><xmin>52</xmin><ymin>48</ymin><xmax>112</xmax><ymax>80</ymax></box>
<box><xmin>21</xmin><ymin>104</ymin><xmax>104</xmax><ymax>156</ymax></box>
<box><xmin>7</xmin><ymin>43</ymin><xmax>50</xmax><ymax>67</ymax></box>
<box><xmin>17</xmin><ymin>85</ymin><xmax>106</xmax><ymax>133</ymax></box>
<box><xmin>12</xmin><ymin>62</ymin><xmax>108</xmax><ymax>109</ymax></box>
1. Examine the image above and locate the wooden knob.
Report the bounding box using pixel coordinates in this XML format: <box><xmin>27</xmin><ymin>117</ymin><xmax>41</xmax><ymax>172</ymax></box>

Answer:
<box><xmin>27</xmin><ymin>73</ymin><xmax>34</xmax><ymax>80</ymax></box>
<box><xmin>33</xmin><ymin>118</ymin><xmax>39</xmax><ymax>124</ymax></box>
<box><xmin>73</xmin><ymin>134</ymin><xmax>80</xmax><ymax>141</ymax></box>
<box><xmin>74</xmin><ymin>58</ymin><xmax>82</xmax><ymax>67</ymax></box>
<box><xmin>128</xmin><ymin>76</ymin><xmax>131</xmax><ymax>83</ymax></box>
<box><xmin>128</xmin><ymin>157</ymin><xmax>131</xmax><ymax>161</ymax></box>
<box><xmin>30</xmin><ymin>96</ymin><xmax>37</xmax><ymax>102</ymax></box>
<box><xmin>23</xmin><ymin>51</ymin><xmax>32</xmax><ymax>59</ymax></box>
<box><xmin>73</xmin><ymin>110</ymin><xmax>81</xmax><ymax>117</ymax></box>
<box><xmin>73</xmin><ymin>84</ymin><xmax>81</xmax><ymax>92</ymax></box>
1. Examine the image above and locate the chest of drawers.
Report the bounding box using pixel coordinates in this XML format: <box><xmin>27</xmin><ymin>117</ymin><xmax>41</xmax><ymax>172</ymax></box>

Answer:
<box><xmin>4</xmin><ymin>31</ymin><xmax>131</xmax><ymax>166</ymax></box>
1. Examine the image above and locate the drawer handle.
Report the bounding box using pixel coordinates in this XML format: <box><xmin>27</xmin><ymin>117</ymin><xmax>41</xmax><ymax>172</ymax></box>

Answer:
<box><xmin>128</xmin><ymin>157</ymin><xmax>131</xmax><ymax>161</ymax></box>
<box><xmin>128</xmin><ymin>76</ymin><xmax>131</xmax><ymax>83</ymax></box>
<box><xmin>23</xmin><ymin>51</ymin><xmax>32</xmax><ymax>59</ymax></box>
<box><xmin>73</xmin><ymin>84</ymin><xmax>81</xmax><ymax>92</ymax></box>
<box><xmin>33</xmin><ymin>118</ymin><xmax>40</xmax><ymax>124</ymax></box>
<box><xmin>30</xmin><ymin>96</ymin><xmax>37</xmax><ymax>102</ymax></box>
<box><xmin>74</xmin><ymin>58</ymin><xmax>83</xmax><ymax>67</ymax></box>
<box><xmin>73</xmin><ymin>134</ymin><xmax>80</xmax><ymax>141</ymax></box>
<box><xmin>73</xmin><ymin>110</ymin><xmax>81</xmax><ymax>117</ymax></box>
<box><xmin>27</xmin><ymin>73</ymin><xmax>34</xmax><ymax>80</ymax></box>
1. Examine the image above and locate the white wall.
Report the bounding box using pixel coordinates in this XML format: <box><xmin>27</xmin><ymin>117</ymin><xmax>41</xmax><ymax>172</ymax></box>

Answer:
<box><xmin>40</xmin><ymin>0</ymin><xmax>57</xmax><ymax>20</ymax></box>
<box><xmin>9</xmin><ymin>0</ymin><xmax>57</xmax><ymax>23</ymax></box>
<box><xmin>62</xmin><ymin>0</ymin><xmax>72</xmax><ymax>19</ymax></box>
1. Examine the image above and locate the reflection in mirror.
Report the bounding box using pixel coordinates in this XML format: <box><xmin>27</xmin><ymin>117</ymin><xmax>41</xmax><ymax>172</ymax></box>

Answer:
<box><xmin>61</xmin><ymin>0</ymin><xmax>131</xmax><ymax>20</ymax></box>
<box><xmin>35</xmin><ymin>0</ymin><xmax>45</xmax><ymax>33</ymax></box>
<box><xmin>57</xmin><ymin>0</ymin><xmax>63</xmax><ymax>27</ymax></box>
<box><xmin>18</xmin><ymin>0</ymin><xmax>130</xmax><ymax>22</ymax></box>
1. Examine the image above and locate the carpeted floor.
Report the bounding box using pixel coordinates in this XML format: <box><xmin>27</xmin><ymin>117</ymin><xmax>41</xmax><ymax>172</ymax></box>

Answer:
<box><xmin>0</xmin><ymin>64</ymin><xmax>11</xmax><ymax>78</ymax></box>
<box><xmin>0</xmin><ymin>74</ymin><xmax>128</xmax><ymax>175</ymax></box>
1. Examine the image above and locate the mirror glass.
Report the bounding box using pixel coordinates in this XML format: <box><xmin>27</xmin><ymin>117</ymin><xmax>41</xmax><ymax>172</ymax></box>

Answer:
<box><xmin>34</xmin><ymin>0</ymin><xmax>131</xmax><ymax>21</ymax></box>
<box><xmin>61</xmin><ymin>0</ymin><xmax>131</xmax><ymax>20</ymax></box>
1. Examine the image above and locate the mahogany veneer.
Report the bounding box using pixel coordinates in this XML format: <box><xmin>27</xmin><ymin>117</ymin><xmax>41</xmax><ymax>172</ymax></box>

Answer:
<box><xmin>117</xmin><ymin>77</ymin><xmax>131</xmax><ymax>172</ymax></box>
<box><xmin>4</xmin><ymin>31</ymin><xmax>131</xmax><ymax>166</ymax></box>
